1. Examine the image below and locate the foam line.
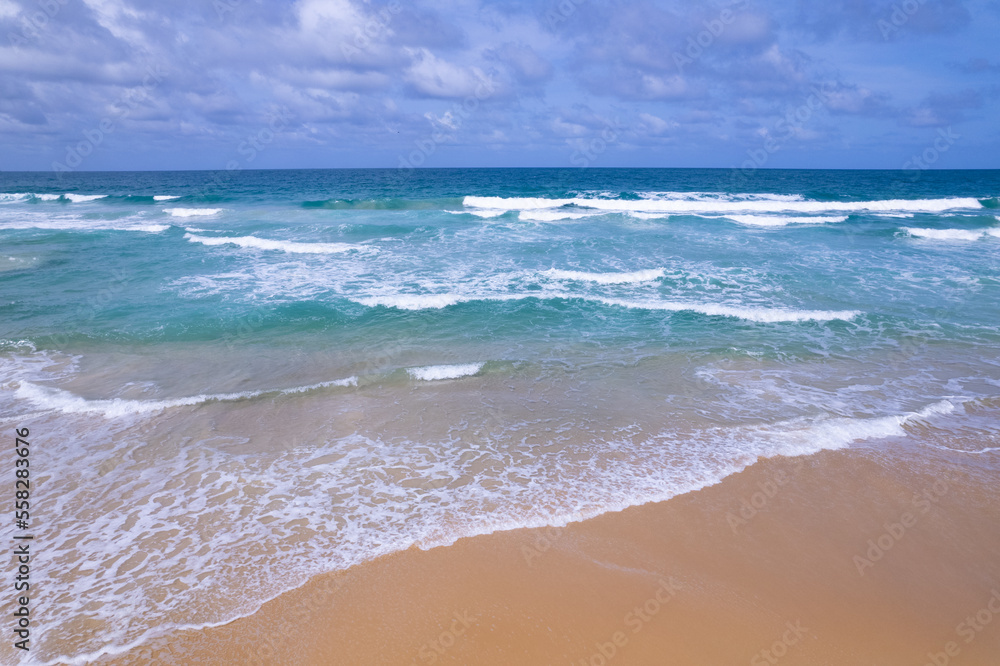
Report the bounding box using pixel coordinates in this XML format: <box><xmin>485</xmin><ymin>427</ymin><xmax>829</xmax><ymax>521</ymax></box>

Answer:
<box><xmin>353</xmin><ymin>293</ymin><xmax>860</xmax><ymax>322</ymax></box>
<box><xmin>184</xmin><ymin>233</ymin><xmax>368</xmax><ymax>254</ymax></box>
<box><xmin>464</xmin><ymin>195</ymin><xmax>983</xmax><ymax>216</ymax></box>
<box><xmin>903</xmin><ymin>227</ymin><xmax>992</xmax><ymax>241</ymax></box>
<box><xmin>13</xmin><ymin>377</ymin><xmax>357</xmax><ymax>418</ymax></box>
<box><xmin>165</xmin><ymin>208</ymin><xmax>223</xmax><ymax>217</ymax></box>
<box><xmin>407</xmin><ymin>363</ymin><xmax>484</xmax><ymax>381</ymax></box>
<box><xmin>542</xmin><ymin>268</ymin><xmax>665</xmax><ymax>284</ymax></box>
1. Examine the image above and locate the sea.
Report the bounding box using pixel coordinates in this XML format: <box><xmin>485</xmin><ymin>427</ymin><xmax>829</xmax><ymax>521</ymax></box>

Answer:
<box><xmin>1</xmin><ymin>168</ymin><xmax>998</xmax><ymax>664</ymax></box>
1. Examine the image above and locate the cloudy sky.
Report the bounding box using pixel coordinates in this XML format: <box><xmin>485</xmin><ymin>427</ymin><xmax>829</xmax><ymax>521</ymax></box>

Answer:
<box><xmin>1</xmin><ymin>0</ymin><xmax>998</xmax><ymax>171</ymax></box>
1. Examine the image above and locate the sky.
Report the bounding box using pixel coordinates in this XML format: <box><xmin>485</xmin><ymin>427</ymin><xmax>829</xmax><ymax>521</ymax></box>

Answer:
<box><xmin>0</xmin><ymin>0</ymin><xmax>998</xmax><ymax>171</ymax></box>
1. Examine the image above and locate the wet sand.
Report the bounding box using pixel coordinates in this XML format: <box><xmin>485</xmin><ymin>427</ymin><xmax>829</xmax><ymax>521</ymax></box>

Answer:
<box><xmin>112</xmin><ymin>441</ymin><xmax>1000</xmax><ymax>665</ymax></box>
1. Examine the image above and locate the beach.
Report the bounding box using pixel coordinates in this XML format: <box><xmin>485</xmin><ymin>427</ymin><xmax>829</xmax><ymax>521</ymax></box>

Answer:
<box><xmin>108</xmin><ymin>440</ymin><xmax>1000</xmax><ymax>665</ymax></box>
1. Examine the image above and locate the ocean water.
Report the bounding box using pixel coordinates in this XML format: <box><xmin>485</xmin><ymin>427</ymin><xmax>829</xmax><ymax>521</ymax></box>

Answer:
<box><xmin>1</xmin><ymin>168</ymin><xmax>999</xmax><ymax>663</ymax></box>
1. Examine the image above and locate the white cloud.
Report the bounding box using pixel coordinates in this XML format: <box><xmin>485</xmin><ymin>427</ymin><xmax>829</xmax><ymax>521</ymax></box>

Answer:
<box><xmin>404</xmin><ymin>48</ymin><xmax>490</xmax><ymax>98</ymax></box>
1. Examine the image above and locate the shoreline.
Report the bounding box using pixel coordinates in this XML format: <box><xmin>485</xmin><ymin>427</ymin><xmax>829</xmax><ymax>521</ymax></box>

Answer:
<box><xmin>104</xmin><ymin>441</ymin><xmax>1000</xmax><ymax>665</ymax></box>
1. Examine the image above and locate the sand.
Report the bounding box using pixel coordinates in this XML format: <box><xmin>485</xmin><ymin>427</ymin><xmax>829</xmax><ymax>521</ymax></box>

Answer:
<box><xmin>109</xmin><ymin>440</ymin><xmax>1000</xmax><ymax>665</ymax></box>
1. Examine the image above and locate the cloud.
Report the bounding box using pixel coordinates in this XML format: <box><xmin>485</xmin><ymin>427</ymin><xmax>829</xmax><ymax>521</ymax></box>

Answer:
<box><xmin>403</xmin><ymin>48</ymin><xmax>494</xmax><ymax>98</ymax></box>
<box><xmin>0</xmin><ymin>0</ymin><xmax>996</xmax><ymax>170</ymax></box>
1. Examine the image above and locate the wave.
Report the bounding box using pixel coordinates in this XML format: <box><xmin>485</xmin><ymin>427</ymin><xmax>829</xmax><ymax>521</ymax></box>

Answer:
<box><xmin>759</xmin><ymin>399</ymin><xmax>959</xmax><ymax>456</ymax></box>
<box><xmin>164</xmin><ymin>208</ymin><xmax>223</xmax><ymax>217</ymax></box>
<box><xmin>633</xmin><ymin>191</ymin><xmax>808</xmax><ymax>203</ymax></box>
<box><xmin>301</xmin><ymin>197</ymin><xmax>464</xmax><ymax>210</ymax></box>
<box><xmin>725</xmin><ymin>215</ymin><xmax>848</xmax><ymax>227</ymax></box>
<box><xmin>126</xmin><ymin>224</ymin><xmax>170</xmax><ymax>233</ymax></box>
<box><xmin>184</xmin><ymin>233</ymin><xmax>369</xmax><ymax>254</ymax></box>
<box><xmin>542</xmin><ymin>268</ymin><xmax>665</xmax><ymax>284</ymax></box>
<box><xmin>0</xmin><ymin>214</ymin><xmax>169</xmax><ymax>233</ymax></box>
<box><xmin>63</xmin><ymin>194</ymin><xmax>107</xmax><ymax>203</ymax></box>
<box><xmin>354</xmin><ymin>292</ymin><xmax>859</xmax><ymax>322</ymax></box>
<box><xmin>518</xmin><ymin>210</ymin><xmax>602</xmax><ymax>222</ymax></box>
<box><xmin>463</xmin><ymin>195</ymin><xmax>984</xmax><ymax>216</ymax></box>
<box><xmin>902</xmin><ymin>227</ymin><xmax>997</xmax><ymax>241</ymax></box>
<box><xmin>352</xmin><ymin>294</ymin><xmax>524</xmax><ymax>309</ymax></box>
<box><xmin>444</xmin><ymin>208</ymin><xmax>509</xmax><ymax>218</ymax></box>
<box><xmin>17</xmin><ymin>383</ymin><xmax>963</xmax><ymax>665</ymax></box>
<box><xmin>153</xmin><ymin>195</ymin><xmax>181</xmax><ymax>201</ymax></box>
<box><xmin>13</xmin><ymin>377</ymin><xmax>357</xmax><ymax>418</ymax></box>
<box><xmin>0</xmin><ymin>193</ymin><xmax>108</xmax><ymax>203</ymax></box>
<box><xmin>594</xmin><ymin>297</ymin><xmax>860</xmax><ymax>323</ymax></box>
<box><xmin>407</xmin><ymin>363</ymin><xmax>484</xmax><ymax>381</ymax></box>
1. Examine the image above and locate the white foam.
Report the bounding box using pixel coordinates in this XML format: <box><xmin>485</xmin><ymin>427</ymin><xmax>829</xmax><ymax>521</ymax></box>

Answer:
<box><xmin>127</xmin><ymin>224</ymin><xmax>170</xmax><ymax>233</ymax></box>
<box><xmin>543</xmin><ymin>268</ymin><xmax>665</xmax><ymax>284</ymax></box>
<box><xmin>354</xmin><ymin>292</ymin><xmax>859</xmax><ymax>323</ymax></box>
<box><xmin>595</xmin><ymin>297</ymin><xmax>860</xmax><ymax>323</ymax></box>
<box><xmin>0</xmin><ymin>211</ymin><xmax>167</xmax><ymax>233</ymax></box>
<box><xmin>63</xmin><ymin>194</ymin><xmax>107</xmax><ymax>203</ymax></box>
<box><xmin>10</xmin><ymin>383</ymin><xmax>966</xmax><ymax>664</ymax></box>
<box><xmin>518</xmin><ymin>210</ymin><xmax>601</xmax><ymax>222</ymax></box>
<box><xmin>463</xmin><ymin>195</ymin><xmax>983</xmax><ymax>216</ymax></box>
<box><xmin>165</xmin><ymin>208</ymin><xmax>223</xmax><ymax>217</ymax></box>
<box><xmin>0</xmin><ymin>193</ymin><xmax>107</xmax><ymax>204</ymax></box>
<box><xmin>184</xmin><ymin>233</ymin><xmax>365</xmax><ymax>254</ymax></box>
<box><xmin>902</xmin><ymin>227</ymin><xmax>987</xmax><ymax>241</ymax></box>
<box><xmin>13</xmin><ymin>376</ymin><xmax>357</xmax><ymax>418</ymax></box>
<box><xmin>153</xmin><ymin>195</ymin><xmax>181</xmax><ymax>201</ymax></box>
<box><xmin>406</xmin><ymin>363</ymin><xmax>484</xmax><ymax>381</ymax></box>
<box><xmin>354</xmin><ymin>293</ymin><xmax>526</xmax><ymax>310</ymax></box>
<box><xmin>634</xmin><ymin>191</ymin><xmax>807</xmax><ymax>203</ymax></box>
<box><xmin>445</xmin><ymin>208</ymin><xmax>508</xmax><ymax>218</ymax></box>
<box><xmin>726</xmin><ymin>215</ymin><xmax>848</xmax><ymax>227</ymax></box>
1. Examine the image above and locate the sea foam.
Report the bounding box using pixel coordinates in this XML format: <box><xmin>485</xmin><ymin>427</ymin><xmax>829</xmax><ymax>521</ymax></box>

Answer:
<box><xmin>165</xmin><ymin>208</ymin><xmax>223</xmax><ymax>217</ymax></box>
<box><xmin>902</xmin><ymin>227</ymin><xmax>992</xmax><ymax>241</ymax></box>
<box><xmin>542</xmin><ymin>268</ymin><xmax>665</xmax><ymax>284</ymax></box>
<box><xmin>464</xmin><ymin>195</ymin><xmax>983</xmax><ymax>216</ymax></box>
<box><xmin>726</xmin><ymin>215</ymin><xmax>848</xmax><ymax>227</ymax></box>
<box><xmin>353</xmin><ymin>292</ymin><xmax>859</xmax><ymax>323</ymax></box>
<box><xmin>184</xmin><ymin>233</ymin><xmax>367</xmax><ymax>254</ymax></box>
<box><xmin>407</xmin><ymin>363</ymin><xmax>484</xmax><ymax>381</ymax></box>
<box><xmin>13</xmin><ymin>377</ymin><xmax>358</xmax><ymax>418</ymax></box>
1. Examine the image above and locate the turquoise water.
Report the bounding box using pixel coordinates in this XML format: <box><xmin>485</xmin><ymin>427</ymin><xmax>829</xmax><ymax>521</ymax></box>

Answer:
<box><xmin>2</xmin><ymin>168</ymin><xmax>999</xmax><ymax>663</ymax></box>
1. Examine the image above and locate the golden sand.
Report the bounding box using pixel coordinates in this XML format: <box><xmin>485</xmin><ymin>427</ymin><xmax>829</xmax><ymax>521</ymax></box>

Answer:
<box><xmin>111</xmin><ymin>442</ymin><xmax>1000</xmax><ymax>665</ymax></box>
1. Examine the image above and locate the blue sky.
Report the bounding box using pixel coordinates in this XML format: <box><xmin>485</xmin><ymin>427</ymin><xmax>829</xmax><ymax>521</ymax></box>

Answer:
<box><xmin>0</xmin><ymin>0</ymin><xmax>998</xmax><ymax>171</ymax></box>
